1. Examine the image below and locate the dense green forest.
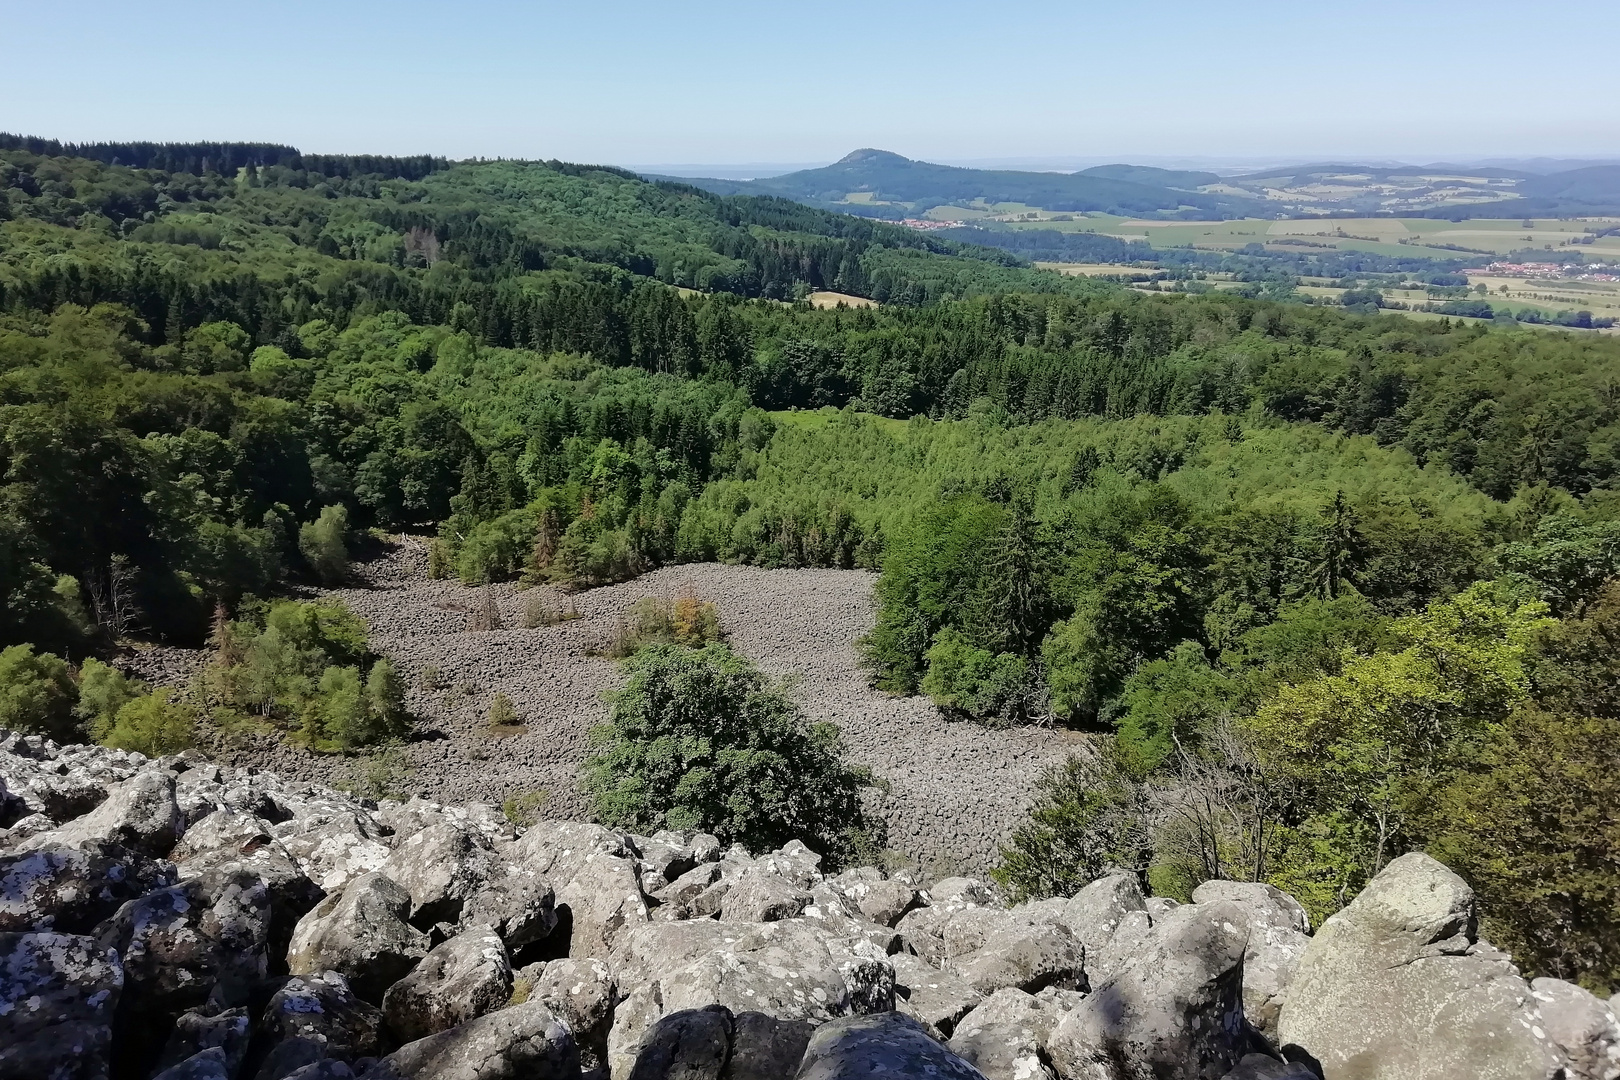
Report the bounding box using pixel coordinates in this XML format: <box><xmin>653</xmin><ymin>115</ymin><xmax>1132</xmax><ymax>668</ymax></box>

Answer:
<box><xmin>2</xmin><ymin>140</ymin><xmax>1618</xmax><ymax>993</ymax></box>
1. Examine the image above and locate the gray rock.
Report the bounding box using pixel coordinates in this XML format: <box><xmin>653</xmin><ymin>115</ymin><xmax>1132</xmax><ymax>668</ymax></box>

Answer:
<box><xmin>945</xmin><ymin>918</ymin><xmax>1084</xmax><ymax>996</ymax></box>
<box><xmin>359</xmin><ymin>999</ymin><xmax>580</xmax><ymax>1080</ymax></box>
<box><xmin>1085</xmin><ymin>909</ymin><xmax>1155</xmax><ymax>986</ymax></box>
<box><xmin>892</xmin><ymin>951</ymin><xmax>982</xmax><ymax>1037</ymax></box>
<box><xmin>264</xmin><ymin>971</ymin><xmax>384</xmax><ymax>1061</ymax></box>
<box><xmin>948</xmin><ymin>987</ymin><xmax>1059</xmax><ymax>1080</ymax></box>
<box><xmin>727</xmin><ymin>1011</ymin><xmax>816</xmax><ymax>1080</ymax></box>
<box><xmin>17</xmin><ymin>770</ymin><xmax>182</xmax><ymax>857</ymax></box>
<box><xmin>1046</xmin><ymin>900</ymin><xmax>1251</xmax><ymax>1080</ymax></box>
<box><xmin>0</xmin><ymin>840</ymin><xmax>177</xmax><ymax>934</ymax></box>
<box><xmin>0</xmin><ymin>931</ymin><xmax>123</xmax><ymax>1080</ymax></box>
<box><xmin>1217</xmin><ymin>1055</ymin><xmax>1316</xmax><ymax>1080</ymax></box>
<box><xmin>625</xmin><ymin>1005</ymin><xmax>731</xmax><ymax>1080</ymax></box>
<box><xmin>1276</xmin><ymin>853</ymin><xmax>1566</xmax><ymax>1080</ymax></box>
<box><xmin>794</xmin><ymin>1011</ymin><xmax>990</xmax><ymax>1080</ymax></box>
<box><xmin>281</xmin><ymin>1063</ymin><xmax>356</xmax><ymax>1080</ymax></box>
<box><xmin>277</xmin><ymin>814</ymin><xmax>392</xmax><ymax>896</ymax></box>
<box><xmin>654</xmin><ymin>863</ymin><xmax>721</xmax><ymax>908</ymax></box>
<box><xmin>511</xmin><ymin>821</ymin><xmax>634</xmax><ymax>887</ymax></box>
<box><xmin>1530</xmin><ymin>977</ymin><xmax>1620</xmax><ymax>1080</ymax></box>
<box><xmin>845</xmin><ymin>878</ymin><xmax>919</xmax><ymax>928</ymax></box>
<box><xmin>287</xmin><ymin>873</ymin><xmax>430</xmax><ymax>1004</ymax></box>
<box><xmin>1189</xmin><ymin>881</ymin><xmax>1309</xmax><ymax>934</ymax></box>
<box><xmin>688</xmin><ymin>835</ymin><xmax>722</xmax><ymax>865</ymax></box>
<box><xmin>460</xmin><ymin>870</ymin><xmax>556</xmax><ymax>949</ymax></box>
<box><xmin>156</xmin><ymin>1007</ymin><xmax>251</xmax><ymax>1077</ymax></box>
<box><xmin>382</xmin><ymin>926</ymin><xmax>512</xmax><ymax>1043</ymax></box>
<box><xmin>96</xmin><ymin>871</ymin><xmax>272</xmax><ymax>1020</ymax></box>
<box><xmin>530</xmin><ymin>958</ymin><xmax>616</xmax><ymax>1078</ymax></box>
<box><xmin>719</xmin><ymin>865</ymin><xmax>812</xmax><ymax>923</ymax></box>
<box><xmin>554</xmin><ymin>853</ymin><xmax>649</xmax><ymax>959</ymax></box>
<box><xmin>1045</xmin><ymin>872</ymin><xmax>1147</xmax><ymax>961</ymax></box>
<box><xmin>253</xmin><ymin>1037</ymin><xmax>330</xmax><ymax>1080</ymax></box>
<box><xmin>379</xmin><ymin>823</ymin><xmax>503</xmax><ymax>928</ymax></box>
<box><xmin>1187</xmin><ymin>883</ymin><xmax>1310</xmax><ymax>1038</ymax></box>
<box><xmin>929</xmin><ymin>877</ymin><xmax>991</xmax><ymax>905</ymax></box>
<box><xmin>152</xmin><ymin>1047</ymin><xmax>231</xmax><ymax>1080</ymax></box>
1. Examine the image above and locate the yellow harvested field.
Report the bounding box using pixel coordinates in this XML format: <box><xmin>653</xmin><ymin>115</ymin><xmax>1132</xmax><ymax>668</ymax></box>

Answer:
<box><xmin>808</xmin><ymin>290</ymin><xmax>877</xmax><ymax>308</ymax></box>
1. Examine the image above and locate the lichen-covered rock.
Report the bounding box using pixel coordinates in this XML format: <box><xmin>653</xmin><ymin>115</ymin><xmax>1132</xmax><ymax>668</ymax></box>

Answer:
<box><xmin>625</xmin><ymin>1005</ymin><xmax>731</xmax><ymax>1080</ymax></box>
<box><xmin>95</xmin><ymin>870</ymin><xmax>272</xmax><ymax>1022</ymax></box>
<box><xmin>1186</xmin><ymin>882</ymin><xmax>1309</xmax><ymax>1038</ymax></box>
<box><xmin>287</xmin><ymin>873</ymin><xmax>429</xmax><ymax>1003</ymax></box>
<box><xmin>382</xmin><ymin>926</ymin><xmax>511</xmax><ymax>1043</ymax></box>
<box><xmin>276</xmin><ymin>813</ymin><xmax>392</xmax><ymax>895</ymax></box>
<box><xmin>948</xmin><ymin>987</ymin><xmax>1060</xmax><ymax>1080</ymax></box>
<box><xmin>0</xmin><ymin>931</ymin><xmax>123</xmax><ymax>1080</ymax></box>
<box><xmin>530</xmin><ymin>958</ymin><xmax>616</xmax><ymax>1079</ymax></box>
<box><xmin>263</xmin><ymin>971</ymin><xmax>384</xmax><ymax>1062</ymax></box>
<box><xmin>155</xmin><ymin>1007</ymin><xmax>251</xmax><ymax>1078</ymax></box>
<box><xmin>359</xmin><ymin>999</ymin><xmax>580</xmax><ymax>1080</ymax></box>
<box><xmin>0</xmin><ymin>840</ymin><xmax>177</xmax><ymax>934</ymax></box>
<box><xmin>1046</xmin><ymin>900</ymin><xmax>1251</xmax><ymax>1080</ymax></box>
<box><xmin>17</xmin><ymin>770</ymin><xmax>182</xmax><ymax>858</ymax></box>
<box><xmin>795</xmin><ymin>1011</ymin><xmax>989</xmax><ymax>1080</ymax></box>
<box><xmin>944</xmin><ymin>918</ymin><xmax>1084</xmax><ymax>997</ymax></box>
<box><xmin>892</xmin><ymin>951</ymin><xmax>982</xmax><ymax>1037</ymax></box>
<box><xmin>379</xmin><ymin>823</ymin><xmax>504</xmax><ymax>928</ymax></box>
<box><xmin>554</xmin><ymin>853</ymin><xmax>649</xmax><ymax>958</ymax></box>
<box><xmin>727</xmin><ymin>1011</ymin><xmax>816</xmax><ymax>1080</ymax></box>
<box><xmin>1531</xmin><ymin>977</ymin><xmax>1620</xmax><ymax>1080</ymax></box>
<box><xmin>842</xmin><ymin>878</ymin><xmax>919</xmax><ymax>928</ymax></box>
<box><xmin>719</xmin><ymin>864</ymin><xmax>812</xmax><ymax>923</ymax></box>
<box><xmin>1276</xmin><ymin>853</ymin><xmax>1566</xmax><ymax>1080</ymax></box>
<box><xmin>151</xmin><ymin>1047</ymin><xmax>231</xmax><ymax>1080</ymax></box>
<box><xmin>459</xmin><ymin>869</ymin><xmax>556</xmax><ymax>949</ymax></box>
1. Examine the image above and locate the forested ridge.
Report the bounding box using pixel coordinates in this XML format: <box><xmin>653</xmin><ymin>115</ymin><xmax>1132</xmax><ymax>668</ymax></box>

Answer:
<box><xmin>2</xmin><ymin>139</ymin><xmax>1619</xmax><ymax>994</ymax></box>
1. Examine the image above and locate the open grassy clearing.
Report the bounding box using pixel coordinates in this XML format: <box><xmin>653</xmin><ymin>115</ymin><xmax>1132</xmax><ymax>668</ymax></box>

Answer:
<box><xmin>807</xmin><ymin>290</ymin><xmax>877</xmax><ymax>308</ymax></box>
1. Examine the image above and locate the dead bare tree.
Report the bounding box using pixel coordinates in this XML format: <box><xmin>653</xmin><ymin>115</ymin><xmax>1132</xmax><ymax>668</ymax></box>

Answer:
<box><xmin>86</xmin><ymin>555</ymin><xmax>139</xmax><ymax>638</ymax></box>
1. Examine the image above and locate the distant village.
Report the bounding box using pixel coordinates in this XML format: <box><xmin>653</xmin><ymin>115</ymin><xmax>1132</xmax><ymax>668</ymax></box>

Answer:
<box><xmin>1469</xmin><ymin>261</ymin><xmax>1620</xmax><ymax>282</ymax></box>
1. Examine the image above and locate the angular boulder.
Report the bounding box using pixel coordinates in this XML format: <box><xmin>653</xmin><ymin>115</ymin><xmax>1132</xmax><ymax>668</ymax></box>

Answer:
<box><xmin>719</xmin><ymin>864</ymin><xmax>813</xmax><ymax>924</ymax></box>
<box><xmin>945</xmin><ymin>918</ymin><xmax>1085</xmax><ymax>997</ymax></box>
<box><xmin>0</xmin><ymin>840</ymin><xmax>177</xmax><ymax>934</ymax></box>
<box><xmin>892</xmin><ymin>951</ymin><xmax>982</xmax><ymax>1037</ymax></box>
<box><xmin>794</xmin><ymin>1011</ymin><xmax>989</xmax><ymax>1080</ymax></box>
<box><xmin>1531</xmin><ymin>977</ymin><xmax>1620</xmax><ymax>1080</ymax></box>
<box><xmin>459</xmin><ymin>869</ymin><xmax>556</xmax><ymax>950</ymax></box>
<box><xmin>948</xmin><ymin>987</ymin><xmax>1060</xmax><ymax>1080</ymax></box>
<box><xmin>17</xmin><ymin>770</ymin><xmax>182</xmax><ymax>858</ymax></box>
<box><xmin>378</xmin><ymin>823</ymin><xmax>503</xmax><ymax>928</ymax></box>
<box><xmin>1189</xmin><ymin>881</ymin><xmax>1310</xmax><ymax>1037</ymax></box>
<box><xmin>530</xmin><ymin>957</ymin><xmax>616</xmax><ymax>1079</ymax></box>
<box><xmin>382</xmin><ymin>926</ymin><xmax>512</xmax><ymax>1044</ymax></box>
<box><xmin>554</xmin><ymin>853</ymin><xmax>648</xmax><ymax>959</ymax></box>
<box><xmin>359</xmin><ymin>999</ymin><xmax>579</xmax><ymax>1080</ymax></box>
<box><xmin>287</xmin><ymin>872</ymin><xmax>429</xmax><ymax>1003</ymax></box>
<box><xmin>155</xmin><ymin>1007</ymin><xmax>251</xmax><ymax>1078</ymax></box>
<box><xmin>263</xmin><ymin>971</ymin><xmax>384</xmax><ymax>1062</ymax></box>
<box><xmin>1276</xmin><ymin>852</ymin><xmax>1567</xmax><ymax>1080</ymax></box>
<box><xmin>1046</xmin><ymin>900</ymin><xmax>1251</xmax><ymax>1080</ymax></box>
<box><xmin>0</xmin><ymin>931</ymin><xmax>124</xmax><ymax>1080</ymax></box>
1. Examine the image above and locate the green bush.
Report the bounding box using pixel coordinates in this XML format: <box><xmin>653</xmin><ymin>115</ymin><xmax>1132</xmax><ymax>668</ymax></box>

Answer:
<box><xmin>994</xmin><ymin>745</ymin><xmax>1152</xmax><ymax>901</ymax></box>
<box><xmin>98</xmin><ymin>694</ymin><xmax>196</xmax><ymax>757</ymax></box>
<box><xmin>299</xmin><ymin>504</ymin><xmax>351</xmax><ymax>585</ymax></box>
<box><xmin>584</xmin><ymin>642</ymin><xmax>876</xmax><ymax>860</ymax></box>
<box><xmin>0</xmin><ymin>644</ymin><xmax>79</xmax><ymax>740</ymax></box>
<box><xmin>920</xmin><ymin>629</ymin><xmax>1036</xmax><ymax>726</ymax></box>
<box><xmin>76</xmin><ymin>657</ymin><xmax>149</xmax><ymax>737</ymax></box>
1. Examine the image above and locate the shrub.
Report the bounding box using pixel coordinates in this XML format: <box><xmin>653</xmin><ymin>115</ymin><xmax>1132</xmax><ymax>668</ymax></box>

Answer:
<box><xmin>487</xmin><ymin>692</ymin><xmax>520</xmax><ymax>727</ymax></box>
<box><xmin>993</xmin><ymin>745</ymin><xmax>1152</xmax><ymax>901</ymax></box>
<box><xmin>0</xmin><ymin>645</ymin><xmax>79</xmax><ymax>740</ymax></box>
<box><xmin>502</xmin><ymin>789</ymin><xmax>549</xmax><ymax>829</ymax></box>
<box><xmin>76</xmin><ymin>657</ymin><xmax>149</xmax><ymax>737</ymax></box>
<box><xmin>522</xmin><ymin>593</ymin><xmax>579</xmax><ymax>628</ymax></box>
<box><xmin>340</xmin><ymin>746</ymin><xmax>412</xmax><ymax>802</ymax></box>
<box><xmin>598</xmin><ymin>593</ymin><xmax>722</xmax><ymax>658</ymax></box>
<box><xmin>584</xmin><ymin>643</ymin><xmax>876</xmax><ymax>860</ymax></box>
<box><xmin>920</xmin><ymin>628</ymin><xmax>1039</xmax><ymax>726</ymax></box>
<box><xmin>299</xmin><ymin>504</ymin><xmax>351</xmax><ymax>585</ymax></box>
<box><xmin>98</xmin><ymin>694</ymin><xmax>196</xmax><ymax>757</ymax></box>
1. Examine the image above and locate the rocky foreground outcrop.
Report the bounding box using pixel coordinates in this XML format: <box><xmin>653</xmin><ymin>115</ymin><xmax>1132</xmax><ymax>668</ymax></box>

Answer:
<box><xmin>3</xmin><ymin>730</ymin><xmax>1617</xmax><ymax>1080</ymax></box>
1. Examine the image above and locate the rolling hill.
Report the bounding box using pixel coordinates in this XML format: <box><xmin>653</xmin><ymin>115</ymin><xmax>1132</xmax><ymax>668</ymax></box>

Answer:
<box><xmin>658</xmin><ymin>148</ymin><xmax>1271</xmax><ymax>220</ymax></box>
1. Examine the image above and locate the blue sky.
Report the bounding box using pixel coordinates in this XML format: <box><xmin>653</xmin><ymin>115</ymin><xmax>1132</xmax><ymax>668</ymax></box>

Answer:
<box><xmin>4</xmin><ymin>0</ymin><xmax>1617</xmax><ymax>168</ymax></box>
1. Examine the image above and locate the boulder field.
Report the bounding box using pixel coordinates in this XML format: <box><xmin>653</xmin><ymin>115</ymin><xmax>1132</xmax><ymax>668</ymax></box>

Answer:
<box><xmin>3</xmin><ymin>730</ymin><xmax>1617</xmax><ymax>1080</ymax></box>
